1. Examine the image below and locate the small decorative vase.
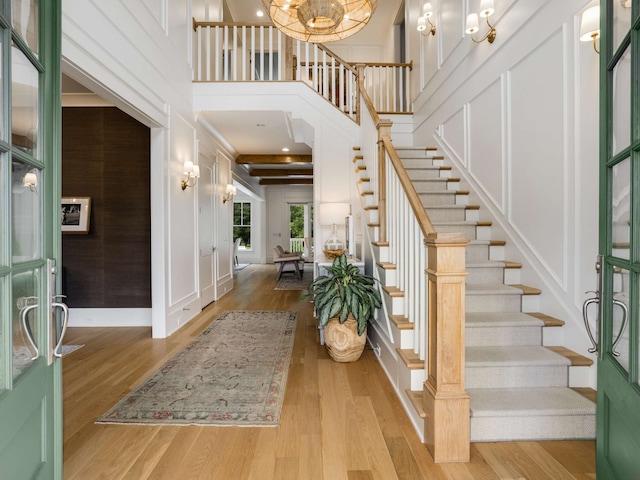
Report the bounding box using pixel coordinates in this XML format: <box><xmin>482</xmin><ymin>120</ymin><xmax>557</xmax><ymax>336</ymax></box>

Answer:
<box><xmin>324</xmin><ymin>315</ymin><xmax>366</xmax><ymax>362</ymax></box>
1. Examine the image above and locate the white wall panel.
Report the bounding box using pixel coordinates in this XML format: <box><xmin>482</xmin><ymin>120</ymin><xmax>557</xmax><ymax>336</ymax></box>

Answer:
<box><xmin>169</xmin><ymin>111</ymin><xmax>198</xmax><ymax>305</ymax></box>
<box><xmin>508</xmin><ymin>29</ymin><xmax>565</xmax><ymax>286</ymax></box>
<box><xmin>142</xmin><ymin>0</ymin><xmax>167</xmax><ymax>32</ymax></box>
<box><xmin>441</xmin><ymin>107</ymin><xmax>465</xmax><ymax>166</ymax></box>
<box><xmin>440</xmin><ymin>0</ymin><xmax>465</xmax><ymax>65</ymax></box>
<box><xmin>469</xmin><ymin>79</ymin><xmax>504</xmax><ymax>212</ymax></box>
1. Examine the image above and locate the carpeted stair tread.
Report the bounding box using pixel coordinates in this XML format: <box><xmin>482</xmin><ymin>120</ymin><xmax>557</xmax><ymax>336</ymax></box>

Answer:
<box><xmin>466</xmin><ymin>312</ymin><xmax>545</xmax><ymax>328</ymax></box>
<box><xmin>466</xmin><ymin>284</ymin><xmax>524</xmax><ymax>296</ymax></box>
<box><xmin>466</xmin><ymin>345</ymin><xmax>571</xmax><ymax>367</ymax></box>
<box><xmin>468</xmin><ymin>387</ymin><xmax>596</xmax><ymax>418</ymax></box>
<box><xmin>466</xmin><ymin>260</ymin><xmax>512</xmax><ymax>269</ymax></box>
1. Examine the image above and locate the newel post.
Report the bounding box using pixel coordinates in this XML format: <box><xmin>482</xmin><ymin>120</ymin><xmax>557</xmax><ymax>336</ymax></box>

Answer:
<box><xmin>376</xmin><ymin>120</ymin><xmax>392</xmax><ymax>243</ymax></box>
<box><xmin>423</xmin><ymin>232</ymin><xmax>470</xmax><ymax>463</ymax></box>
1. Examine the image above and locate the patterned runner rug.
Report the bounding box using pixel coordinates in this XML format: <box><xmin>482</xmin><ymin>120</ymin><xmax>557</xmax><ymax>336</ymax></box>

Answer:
<box><xmin>96</xmin><ymin>310</ymin><xmax>297</xmax><ymax>426</ymax></box>
<box><xmin>274</xmin><ymin>264</ymin><xmax>314</xmax><ymax>291</ymax></box>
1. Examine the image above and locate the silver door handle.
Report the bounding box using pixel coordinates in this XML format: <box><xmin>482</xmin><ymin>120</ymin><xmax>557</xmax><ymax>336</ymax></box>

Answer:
<box><xmin>20</xmin><ymin>302</ymin><xmax>39</xmax><ymax>360</ymax></box>
<box><xmin>52</xmin><ymin>301</ymin><xmax>70</xmax><ymax>358</ymax></box>
<box><xmin>582</xmin><ymin>294</ymin><xmax>599</xmax><ymax>353</ymax></box>
<box><xmin>611</xmin><ymin>298</ymin><xmax>628</xmax><ymax>358</ymax></box>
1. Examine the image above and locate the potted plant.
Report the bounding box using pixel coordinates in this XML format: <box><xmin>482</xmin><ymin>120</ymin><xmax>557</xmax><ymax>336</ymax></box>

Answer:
<box><xmin>305</xmin><ymin>254</ymin><xmax>382</xmax><ymax>362</ymax></box>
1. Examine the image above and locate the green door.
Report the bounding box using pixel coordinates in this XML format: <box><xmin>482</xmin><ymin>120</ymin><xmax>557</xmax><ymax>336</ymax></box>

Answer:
<box><xmin>0</xmin><ymin>1</ymin><xmax>63</xmax><ymax>479</ymax></box>
<box><xmin>596</xmin><ymin>1</ymin><xmax>640</xmax><ymax>478</ymax></box>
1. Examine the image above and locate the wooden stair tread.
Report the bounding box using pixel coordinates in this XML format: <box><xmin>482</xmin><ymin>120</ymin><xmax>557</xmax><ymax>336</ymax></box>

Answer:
<box><xmin>546</xmin><ymin>346</ymin><xmax>594</xmax><ymax>367</ymax></box>
<box><xmin>390</xmin><ymin>314</ymin><xmax>412</xmax><ymax>330</ymax></box>
<box><xmin>466</xmin><ymin>205</ymin><xmax>480</xmax><ymax>210</ymax></box>
<box><xmin>358</xmin><ymin>177</ymin><xmax>370</xmax><ymax>183</ymax></box>
<box><xmin>490</xmin><ymin>240</ymin><xmax>507</xmax><ymax>247</ymax></box>
<box><xmin>572</xmin><ymin>387</ymin><xmax>597</xmax><ymax>402</ymax></box>
<box><xmin>372</xmin><ymin>241</ymin><xmax>389</xmax><ymax>247</ymax></box>
<box><xmin>353</xmin><ymin>146</ymin><xmax>361</xmax><ymax>151</ymax></box>
<box><xmin>406</xmin><ymin>389</ymin><xmax>426</xmax><ymax>418</ymax></box>
<box><xmin>476</xmin><ymin>221</ymin><xmax>492</xmax><ymax>227</ymax></box>
<box><xmin>355</xmin><ymin>166</ymin><xmax>366</xmax><ymax>172</ymax></box>
<box><xmin>360</xmin><ymin>190</ymin><xmax>374</xmax><ymax>196</ymax></box>
<box><xmin>367</xmin><ymin>222</ymin><xmax>380</xmax><ymax>227</ymax></box>
<box><xmin>509</xmin><ymin>284</ymin><xmax>542</xmax><ymax>295</ymax></box>
<box><xmin>439</xmin><ymin>166</ymin><xmax>452</xmax><ymax>170</ymax></box>
<box><xmin>382</xmin><ymin>286</ymin><xmax>404</xmax><ymax>297</ymax></box>
<box><xmin>526</xmin><ymin>312</ymin><xmax>565</xmax><ymax>327</ymax></box>
<box><xmin>364</xmin><ymin>205</ymin><xmax>378</xmax><ymax>211</ymax></box>
<box><xmin>457</xmin><ymin>190</ymin><xmax>470</xmax><ymax>195</ymax></box>
<box><xmin>503</xmin><ymin>261</ymin><xmax>522</xmax><ymax>269</ymax></box>
<box><xmin>397</xmin><ymin>348</ymin><xmax>423</xmax><ymax>369</ymax></box>
<box><xmin>377</xmin><ymin>261</ymin><xmax>396</xmax><ymax>270</ymax></box>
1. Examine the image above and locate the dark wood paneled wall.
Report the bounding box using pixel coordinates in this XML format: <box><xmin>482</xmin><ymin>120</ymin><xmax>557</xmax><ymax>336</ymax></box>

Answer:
<box><xmin>62</xmin><ymin>107</ymin><xmax>151</xmax><ymax>308</ymax></box>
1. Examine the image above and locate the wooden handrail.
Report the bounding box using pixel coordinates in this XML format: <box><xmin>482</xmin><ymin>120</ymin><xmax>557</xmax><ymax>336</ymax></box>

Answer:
<box><xmin>193</xmin><ymin>20</ymin><xmax>274</xmax><ymax>30</ymax></box>
<box><xmin>381</xmin><ymin>135</ymin><xmax>435</xmax><ymax>237</ymax></box>
<box><xmin>353</xmin><ymin>60</ymin><xmax>413</xmax><ymax>70</ymax></box>
<box><xmin>356</xmin><ymin>66</ymin><xmax>380</xmax><ymax>125</ymax></box>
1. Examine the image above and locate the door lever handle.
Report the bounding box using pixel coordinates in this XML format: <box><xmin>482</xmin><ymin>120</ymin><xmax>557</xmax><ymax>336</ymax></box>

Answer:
<box><xmin>582</xmin><ymin>294</ymin><xmax>600</xmax><ymax>353</ymax></box>
<box><xmin>20</xmin><ymin>303</ymin><xmax>39</xmax><ymax>360</ymax></box>
<box><xmin>52</xmin><ymin>301</ymin><xmax>70</xmax><ymax>358</ymax></box>
<box><xmin>611</xmin><ymin>298</ymin><xmax>628</xmax><ymax>358</ymax></box>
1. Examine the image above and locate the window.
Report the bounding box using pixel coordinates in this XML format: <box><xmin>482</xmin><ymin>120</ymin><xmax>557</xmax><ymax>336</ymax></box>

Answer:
<box><xmin>233</xmin><ymin>202</ymin><xmax>251</xmax><ymax>249</ymax></box>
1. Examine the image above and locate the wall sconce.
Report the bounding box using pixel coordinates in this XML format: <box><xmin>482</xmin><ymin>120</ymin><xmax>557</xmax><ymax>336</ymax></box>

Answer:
<box><xmin>222</xmin><ymin>184</ymin><xmax>236</xmax><ymax>203</ymax></box>
<box><xmin>180</xmin><ymin>161</ymin><xmax>200</xmax><ymax>190</ymax></box>
<box><xmin>22</xmin><ymin>171</ymin><xmax>38</xmax><ymax>192</ymax></box>
<box><xmin>417</xmin><ymin>2</ymin><xmax>436</xmax><ymax>36</ymax></box>
<box><xmin>580</xmin><ymin>6</ymin><xmax>600</xmax><ymax>54</ymax></box>
<box><xmin>466</xmin><ymin>0</ymin><xmax>496</xmax><ymax>44</ymax></box>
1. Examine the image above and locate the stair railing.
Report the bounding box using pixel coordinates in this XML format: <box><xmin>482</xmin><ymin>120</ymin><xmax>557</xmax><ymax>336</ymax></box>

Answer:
<box><xmin>192</xmin><ymin>21</ymin><xmax>358</xmax><ymax>121</ymax></box>
<box><xmin>357</xmin><ymin>62</ymin><xmax>412</xmax><ymax>114</ymax></box>
<box><xmin>357</xmin><ymin>68</ymin><xmax>470</xmax><ymax>463</ymax></box>
<box><xmin>192</xmin><ymin>21</ymin><xmax>412</xmax><ymax>118</ymax></box>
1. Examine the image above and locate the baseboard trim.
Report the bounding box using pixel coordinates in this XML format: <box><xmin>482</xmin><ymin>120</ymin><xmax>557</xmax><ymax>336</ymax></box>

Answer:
<box><xmin>68</xmin><ymin>308</ymin><xmax>152</xmax><ymax>327</ymax></box>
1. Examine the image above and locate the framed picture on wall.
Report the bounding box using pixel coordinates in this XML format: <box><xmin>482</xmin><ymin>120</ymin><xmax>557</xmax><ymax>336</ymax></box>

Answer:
<box><xmin>61</xmin><ymin>197</ymin><xmax>91</xmax><ymax>234</ymax></box>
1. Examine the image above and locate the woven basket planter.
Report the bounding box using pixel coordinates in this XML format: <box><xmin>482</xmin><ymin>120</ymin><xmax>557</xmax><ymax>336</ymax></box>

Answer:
<box><xmin>324</xmin><ymin>315</ymin><xmax>367</xmax><ymax>362</ymax></box>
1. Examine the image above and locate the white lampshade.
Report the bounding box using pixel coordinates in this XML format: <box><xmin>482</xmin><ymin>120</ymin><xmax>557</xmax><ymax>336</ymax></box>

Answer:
<box><xmin>480</xmin><ymin>0</ymin><xmax>494</xmax><ymax>17</ymax></box>
<box><xmin>23</xmin><ymin>171</ymin><xmax>37</xmax><ymax>189</ymax></box>
<box><xmin>183</xmin><ymin>160</ymin><xmax>194</xmax><ymax>175</ymax></box>
<box><xmin>422</xmin><ymin>2</ymin><xmax>433</xmax><ymax>18</ymax></box>
<box><xmin>318</xmin><ymin>202</ymin><xmax>350</xmax><ymax>226</ymax></box>
<box><xmin>580</xmin><ymin>6</ymin><xmax>600</xmax><ymax>41</ymax></box>
<box><xmin>465</xmin><ymin>13</ymin><xmax>479</xmax><ymax>34</ymax></box>
<box><xmin>192</xmin><ymin>164</ymin><xmax>201</xmax><ymax>178</ymax></box>
<box><xmin>417</xmin><ymin>16</ymin><xmax>427</xmax><ymax>32</ymax></box>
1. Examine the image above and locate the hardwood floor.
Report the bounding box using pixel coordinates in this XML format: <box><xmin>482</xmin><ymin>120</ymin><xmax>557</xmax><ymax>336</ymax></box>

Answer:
<box><xmin>62</xmin><ymin>264</ymin><xmax>596</xmax><ymax>479</ymax></box>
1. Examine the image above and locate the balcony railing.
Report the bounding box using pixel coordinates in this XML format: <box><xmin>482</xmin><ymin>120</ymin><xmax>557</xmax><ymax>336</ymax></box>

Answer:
<box><xmin>192</xmin><ymin>21</ymin><xmax>412</xmax><ymax>116</ymax></box>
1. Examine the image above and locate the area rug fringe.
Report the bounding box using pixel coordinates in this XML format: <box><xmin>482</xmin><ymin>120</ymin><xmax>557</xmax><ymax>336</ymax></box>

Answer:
<box><xmin>96</xmin><ymin>310</ymin><xmax>297</xmax><ymax>427</ymax></box>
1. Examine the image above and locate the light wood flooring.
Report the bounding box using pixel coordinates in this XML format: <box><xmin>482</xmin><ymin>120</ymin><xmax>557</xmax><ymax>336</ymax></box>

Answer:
<box><xmin>62</xmin><ymin>264</ymin><xmax>596</xmax><ymax>479</ymax></box>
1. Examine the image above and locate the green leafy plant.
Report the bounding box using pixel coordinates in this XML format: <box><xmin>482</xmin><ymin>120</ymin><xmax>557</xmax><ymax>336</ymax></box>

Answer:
<box><xmin>304</xmin><ymin>254</ymin><xmax>382</xmax><ymax>336</ymax></box>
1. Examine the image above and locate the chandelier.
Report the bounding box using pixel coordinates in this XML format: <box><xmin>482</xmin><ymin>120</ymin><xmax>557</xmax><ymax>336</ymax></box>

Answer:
<box><xmin>263</xmin><ymin>0</ymin><xmax>378</xmax><ymax>43</ymax></box>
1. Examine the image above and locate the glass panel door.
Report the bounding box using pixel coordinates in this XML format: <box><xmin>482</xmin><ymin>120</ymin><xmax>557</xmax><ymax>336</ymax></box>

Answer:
<box><xmin>0</xmin><ymin>1</ymin><xmax>64</xmax><ymax>478</ymax></box>
<box><xmin>596</xmin><ymin>1</ymin><xmax>640</xmax><ymax>478</ymax></box>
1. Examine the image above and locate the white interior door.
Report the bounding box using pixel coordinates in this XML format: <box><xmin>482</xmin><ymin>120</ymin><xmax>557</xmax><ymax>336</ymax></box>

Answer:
<box><xmin>198</xmin><ymin>154</ymin><xmax>216</xmax><ymax>307</ymax></box>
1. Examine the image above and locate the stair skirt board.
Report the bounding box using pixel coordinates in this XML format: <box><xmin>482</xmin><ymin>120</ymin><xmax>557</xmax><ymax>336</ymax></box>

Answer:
<box><xmin>369</xmin><ymin>146</ymin><xmax>596</xmax><ymax>444</ymax></box>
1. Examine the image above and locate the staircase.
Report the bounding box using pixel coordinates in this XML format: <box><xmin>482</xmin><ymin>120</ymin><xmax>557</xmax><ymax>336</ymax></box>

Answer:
<box><xmin>358</xmin><ymin>146</ymin><xmax>596</xmax><ymax>443</ymax></box>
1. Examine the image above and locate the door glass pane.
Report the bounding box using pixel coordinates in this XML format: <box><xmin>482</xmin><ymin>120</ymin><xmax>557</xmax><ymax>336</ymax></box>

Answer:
<box><xmin>612</xmin><ymin>47</ymin><xmax>631</xmax><ymax>156</ymax></box>
<box><xmin>11</xmin><ymin>0</ymin><xmax>38</xmax><ymax>54</ymax></box>
<box><xmin>611</xmin><ymin>158</ymin><xmax>630</xmax><ymax>260</ymax></box>
<box><xmin>12</xmin><ymin>268</ymin><xmax>40</xmax><ymax>379</ymax></box>
<box><xmin>613</xmin><ymin>0</ymin><xmax>632</xmax><ymax>53</ymax></box>
<box><xmin>12</xmin><ymin>158</ymin><xmax>40</xmax><ymax>262</ymax></box>
<box><xmin>11</xmin><ymin>44</ymin><xmax>39</xmax><ymax>158</ymax></box>
<box><xmin>611</xmin><ymin>266</ymin><xmax>630</xmax><ymax>372</ymax></box>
